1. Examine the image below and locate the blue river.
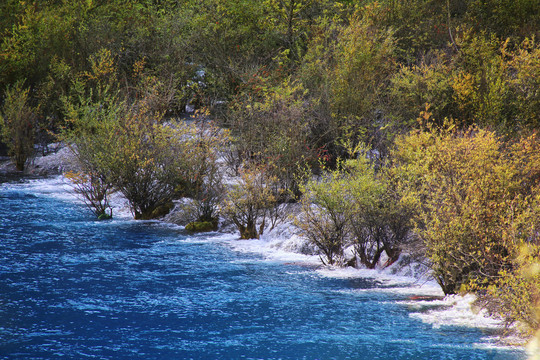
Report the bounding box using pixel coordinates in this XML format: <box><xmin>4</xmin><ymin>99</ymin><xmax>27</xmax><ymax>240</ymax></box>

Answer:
<box><xmin>0</xmin><ymin>176</ymin><xmax>527</xmax><ymax>359</ymax></box>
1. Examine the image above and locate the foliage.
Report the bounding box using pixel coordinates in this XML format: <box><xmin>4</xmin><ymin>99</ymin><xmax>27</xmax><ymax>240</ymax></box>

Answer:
<box><xmin>296</xmin><ymin>147</ymin><xmax>412</xmax><ymax>268</ymax></box>
<box><xmin>64</xmin><ymin>170</ymin><xmax>113</xmax><ymax>220</ymax></box>
<box><xmin>0</xmin><ymin>2</ymin><xmax>82</xmax><ymax>90</ymax></box>
<box><xmin>466</xmin><ymin>0</ymin><xmax>540</xmax><ymax>40</ymax></box>
<box><xmin>226</xmin><ymin>78</ymin><xmax>318</xmax><ymax>197</ymax></box>
<box><xmin>389</xmin><ymin>33</ymin><xmax>540</xmax><ymax>134</ymax></box>
<box><xmin>186</xmin><ymin>0</ymin><xmax>278</xmax><ymax>106</ymax></box>
<box><xmin>451</xmin><ymin>31</ymin><xmax>512</xmax><ymax>129</ymax></box>
<box><xmin>179</xmin><ymin>115</ymin><xmax>229</xmax><ymax>225</ymax></box>
<box><xmin>63</xmin><ymin>94</ymin><xmax>222</xmax><ymax>220</ymax></box>
<box><xmin>185</xmin><ymin>221</ymin><xmax>218</xmax><ymax>232</ymax></box>
<box><xmin>343</xmin><ymin>155</ymin><xmax>412</xmax><ymax>268</ymax></box>
<box><xmin>488</xmin><ymin>244</ymin><xmax>540</xmax><ymax>336</ymax></box>
<box><xmin>0</xmin><ymin>81</ymin><xmax>36</xmax><ymax>171</ymax></box>
<box><xmin>507</xmin><ymin>38</ymin><xmax>540</xmax><ymax>130</ymax></box>
<box><xmin>393</xmin><ymin>124</ymin><xmax>540</xmax><ymax>294</ymax></box>
<box><xmin>479</xmin><ymin>135</ymin><xmax>540</xmax><ymax>335</ymax></box>
<box><xmin>1</xmin><ymin>0</ymin><xmax>538</xmax><ymax>155</ymax></box>
<box><xmin>298</xmin><ymin>4</ymin><xmax>397</xmax><ymax>157</ymax></box>
<box><xmin>380</xmin><ymin>0</ymin><xmax>450</xmax><ymax>62</ymax></box>
<box><xmin>522</xmin><ymin>244</ymin><xmax>540</xmax><ymax>356</ymax></box>
<box><xmin>222</xmin><ymin>165</ymin><xmax>278</xmax><ymax>239</ymax></box>
<box><xmin>389</xmin><ymin>55</ymin><xmax>455</xmax><ymax>128</ymax></box>
<box><xmin>296</xmin><ymin>169</ymin><xmax>351</xmax><ymax>266</ymax></box>
<box><xmin>262</xmin><ymin>0</ymin><xmax>335</xmax><ymax>67</ymax></box>
<box><xmin>329</xmin><ymin>5</ymin><xmax>395</xmax><ymax>119</ymax></box>
<box><xmin>0</xmin><ymin>0</ymin><xmax>539</xmax><ymax>334</ymax></box>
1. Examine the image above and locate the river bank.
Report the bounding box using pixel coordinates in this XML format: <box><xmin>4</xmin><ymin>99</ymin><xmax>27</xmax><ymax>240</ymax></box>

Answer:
<box><xmin>2</xmin><ymin>178</ymin><xmax>527</xmax><ymax>359</ymax></box>
<box><xmin>0</xmin><ymin>149</ymin><xmax>529</xmax><ymax>352</ymax></box>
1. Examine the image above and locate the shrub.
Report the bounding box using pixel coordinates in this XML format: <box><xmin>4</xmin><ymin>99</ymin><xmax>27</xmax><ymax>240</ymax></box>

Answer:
<box><xmin>296</xmin><ymin>170</ymin><xmax>351</xmax><ymax>266</ymax></box>
<box><xmin>299</xmin><ymin>4</ymin><xmax>397</xmax><ymax>158</ymax></box>
<box><xmin>222</xmin><ymin>166</ymin><xmax>277</xmax><ymax>239</ymax></box>
<box><xmin>225</xmin><ymin>79</ymin><xmax>317</xmax><ymax>197</ymax></box>
<box><xmin>392</xmin><ymin>124</ymin><xmax>540</xmax><ymax>294</ymax></box>
<box><xmin>507</xmin><ymin>38</ymin><xmax>540</xmax><ymax>130</ymax></box>
<box><xmin>178</xmin><ymin>116</ymin><xmax>229</xmax><ymax>225</ymax></box>
<box><xmin>389</xmin><ymin>55</ymin><xmax>455</xmax><ymax>128</ymax></box>
<box><xmin>185</xmin><ymin>221</ymin><xmax>217</xmax><ymax>232</ymax></box>
<box><xmin>0</xmin><ymin>81</ymin><xmax>36</xmax><ymax>171</ymax></box>
<box><xmin>63</xmin><ymin>94</ymin><xmax>224</xmax><ymax>220</ymax></box>
<box><xmin>487</xmin><ymin>245</ymin><xmax>540</xmax><ymax>336</ymax></box>
<box><xmin>296</xmin><ymin>150</ymin><xmax>413</xmax><ymax>268</ymax></box>
<box><xmin>64</xmin><ymin>170</ymin><xmax>113</xmax><ymax>219</ymax></box>
<box><xmin>343</xmin><ymin>156</ymin><xmax>412</xmax><ymax>269</ymax></box>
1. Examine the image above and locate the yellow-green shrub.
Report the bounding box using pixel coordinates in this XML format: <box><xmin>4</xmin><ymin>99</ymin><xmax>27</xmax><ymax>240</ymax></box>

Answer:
<box><xmin>393</xmin><ymin>124</ymin><xmax>540</xmax><ymax>294</ymax></box>
<box><xmin>222</xmin><ymin>166</ymin><xmax>277</xmax><ymax>240</ymax></box>
<box><xmin>0</xmin><ymin>81</ymin><xmax>36</xmax><ymax>171</ymax></box>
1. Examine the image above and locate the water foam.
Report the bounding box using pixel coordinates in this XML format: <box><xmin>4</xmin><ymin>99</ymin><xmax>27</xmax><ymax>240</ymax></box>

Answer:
<box><xmin>408</xmin><ymin>294</ymin><xmax>503</xmax><ymax>329</ymax></box>
<box><xmin>208</xmin><ymin>224</ymin><xmax>523</xmax><ymax>349</ymax></box>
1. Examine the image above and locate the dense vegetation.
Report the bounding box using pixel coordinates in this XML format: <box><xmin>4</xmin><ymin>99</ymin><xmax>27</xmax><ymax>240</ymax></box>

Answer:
<box><xmin>1</xmin><ymin>0</ymin><xmax>540</xmax><ymax>340</ymax></box>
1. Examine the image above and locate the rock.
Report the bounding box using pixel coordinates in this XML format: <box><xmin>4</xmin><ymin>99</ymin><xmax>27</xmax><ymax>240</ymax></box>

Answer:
<box><xmin>135</xmin><ymin>202</ymin><xmax>175</xmax><ymax>220</ymax></box>
<box><xmin>27</xmin><ymin>146</ymin><xmax>78</xmax><ymax>175</ymax></box>
<box><xmin>97</xmin><ymin>213</ymin><xmax>113</xmax><ymax>221</ymax></box>
<box><xmin>149</xmin><ymin>202</ymin><xmax>175</xmax><ymax>219</ymax></box>
<box><xmin>185</xmin><ymin>221</ymin><xmax>218</xmax><ymax>232</ymax></box>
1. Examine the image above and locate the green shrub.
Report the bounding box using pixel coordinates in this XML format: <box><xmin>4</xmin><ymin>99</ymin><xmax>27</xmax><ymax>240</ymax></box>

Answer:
<box><xmin>63</xmin><ymin>93</ymin><xmax>225</xmax><ymax>220</ymax></box>
<box><xmin>296</xmin><ymin>169</ymin><xmax>352</xmax><ymax>266</ymax></box>
<box><xmin>296</xmin><ymin>149</ymin><xmax>412</xmax><ymax>268</ymax></box>
<box><xmin>0</xmin><ymin>81</ymin><xmax>36</xmax><ymax>171</ymax></box>
<box><xmin>222</xmin><ymin>166</ymin><xmax>277</xmax><ymax>239</ymax></box>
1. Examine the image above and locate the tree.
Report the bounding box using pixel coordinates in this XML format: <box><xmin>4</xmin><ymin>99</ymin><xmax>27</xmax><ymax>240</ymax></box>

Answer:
<box><xmin>222</xmin><ymin>165</ymin><xmax>278</xmax><ymax>239</ymax></box>
<box><xmin>298</xmin><ymin>4</ymin><xmax>397</xmax><ymax>159</ymax></box>
<box><xmin>225</xmin><ymin>78</ymin><xmax>318</xmax><ymax>197</ymax></box>
<box><xmin>296</xmin><ymin>147</ymin><xmax>413</xmax><ymax>268</ymax></box>
<box><xmin>392</xmin><ymin>124</ymin><xmax>540</xmax><ymax>294</ymax></box>
<box><xmin>467</xmin><ymin>0</ymin><xmax>540</xmax><ymax>40</ymax></box>
<box><xmin>179</xmin><ymin>116</ymin><xmax>230</xmax><ymax>229</ymax></box>
<box><xmin>262</xmin><ymin>0</ymin><xmax>331</xmax><ymax>67</ymax></box>
<box><xmin>507</xmin><ymin>38</ymin><xmax>540</xmax><ymax>130</ymax></box>
<box><xmin>344</xmin><ymin>156</ymin><xmax>412</xmax><ymax>269</ymax></box>
<box><xmin>100</xmin><ymin>105</ymin><xmax>198</xmax><ymax>219</ymax></box>
<box><xmin>329</xmin><ymin>5</ymin><xmax>395</xmax><ymax>122</ymax></box>
<box><xmin>389</xmin><ymin>55</ymin><xmax>456</xmax><ymax>129</ymax></box>
<box><xmin>0</xmin><ymin>81</ymin><xmax>36</xmax><ymax>171</ymax></box>
<box><xmin>63</xmin><ymin>93</ymin><xmax>219</xmax><ymax>220</ymax></box>
<box><xmin>296</xmin><ymin>169</ymin><xmax>352</xmax><ymax>266</ymax></box>
<box><xmin>389</xmin><ymin>32</ymin><xmax>540</xmax><ymax>134</ymax></box>
<box><xmin>451</xmin><ymin>31</ymin><xmax>512</xmax><ymax>130</ymax></box>
<box><xmin>381</xmin><ymin>0</ymin><xmax>450</xmax><ymax>62</ymax></box>
<box><xmin>482</xmin><ymin>134</ymin><xmax>540</xmax><ymax>336</ymax></box>
<box><xmin>64</xmin><ymin>170</ymin><xmax>113</xmax><ymax>220</ymax></box>
<box><xmin>186</xmin><ymin>0</ymin><xmax>278</xmax><ymax>107</ymax></box>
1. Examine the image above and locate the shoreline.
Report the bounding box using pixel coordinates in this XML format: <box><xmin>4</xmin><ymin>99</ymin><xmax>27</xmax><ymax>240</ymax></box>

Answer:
<box><xmin>0</xmin><ymin>152</ymin><xmax>530</xmax><ymax>353</ymax></box>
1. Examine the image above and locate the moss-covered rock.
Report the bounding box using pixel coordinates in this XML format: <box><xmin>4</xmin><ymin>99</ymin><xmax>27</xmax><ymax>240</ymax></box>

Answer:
<box><xmin>185</xmin><ymin>220</ymin><xmax>218</xmax><ymax>232</ymax></box>
<box><xmin>97</xmin><ymin>213</ymin><xmax>112</xmax><ymax>221</ymax></box>
<box><xmin>135</xmin><ymin>202</ymin><xmax>175</xmax><ymax>220</ymax></box>
<box><xmin>151</xmin><ymin>202</ymin><xmax>175</xmax><ymax>218</ymax></box>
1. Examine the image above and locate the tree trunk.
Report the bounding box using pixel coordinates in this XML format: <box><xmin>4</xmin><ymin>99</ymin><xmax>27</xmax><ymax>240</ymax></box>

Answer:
<box><xmin>239</xmin><ymin>219</ymin><xmax>258</xmax><ymax>239</ymax></box>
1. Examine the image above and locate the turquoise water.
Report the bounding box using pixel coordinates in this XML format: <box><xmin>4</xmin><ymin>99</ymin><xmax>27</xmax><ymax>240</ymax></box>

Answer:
<box><xmin>0</xmin><ymin>177</ymin><xmax>527</xmax><ymax>359</ymax></box>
